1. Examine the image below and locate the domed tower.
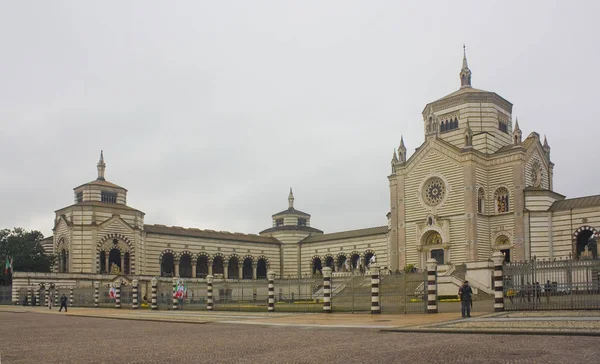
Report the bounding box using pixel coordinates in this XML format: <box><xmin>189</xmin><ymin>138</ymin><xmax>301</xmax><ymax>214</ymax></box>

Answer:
<box><xmin>52</xmin><ymin>152</ymin><xmax>145</xmax><ymax>275</ymax></box>
<box><xmin>259</xmin><ymin>188</ymin><xmax>323</xmax><ymax>277</ymax></box>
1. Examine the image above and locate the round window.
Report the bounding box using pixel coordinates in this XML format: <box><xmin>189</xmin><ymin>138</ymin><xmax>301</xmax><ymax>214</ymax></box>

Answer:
<box><xmin>422</xmin><ymin>177</ymin><xmax>446</xmax><ymax>206</ymax></box>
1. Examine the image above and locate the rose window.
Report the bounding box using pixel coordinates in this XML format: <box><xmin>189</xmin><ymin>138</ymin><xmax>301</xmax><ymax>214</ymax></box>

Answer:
<box><xmin>423</xmin><ymin>177</ymin><xmax>446</xmax><ymax>206</ymax></box>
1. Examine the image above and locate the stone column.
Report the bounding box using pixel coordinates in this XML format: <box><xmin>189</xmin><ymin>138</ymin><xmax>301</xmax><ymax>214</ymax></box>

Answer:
<box><xmin>267</xmin><ymin>271</ymin><xmax>275</xmax><ymax>312</ymax></box>
<box><xmin>492</xmin><ymin>251</ymin><xmax>505</xmax><ymax>312</ymax></box>
<box><xmin>132</xmin><ymin>279</ymin><xmax>139</xmax><ymax>310</ymax></box>
<box><xmin>27</xmin><ymin>289</ymin><xmax>32</xmax><ymax>306</ymax></box>
<box><xmin>238</xmin><ymin>263</ymin><xmax>243</xmax><ymax>280</ymax></box>
<box><xmin>172</xmin><ymin>277</ymin><xmax>178</xmax><ymax>310</ymax></box>
<box><xmin>115</xmin><ymin>281</ymin><xmax>121</xmax><ymax>309</ymax></box>
<box><xmin>426</xmin><ymin>258</ymin><xmax>438</xmax><ymax>314</ymax></box>
<box><xmin>191</xmin><ymin>258</ymin><xmax>197</xmax><ymax>278</ymax></box>
<box><xmin>174</xmin><ymin>258</ymin><xmax>180</xmax><ymax>278</ymax></box>
<box><xmin>35</xmin><ymin>285</ymin><xmax>41</xmax><ymax>307</ymax></box>
<box><xmin>252</xmin><ymin>261</ymin><xmax>257</xmax><ymax>280</ymax></box>
<box><xmin>208</xmin><ymin>259</ymin><xmax>213</xmax><ymax>276</ymax></box>
<box><xmin>370</xmin><ymin>264</ymin><xmax>380</xmax><ymax>314</ymax></box>
<box><xmin>94</xmin><ymin>281</ymin><xmax>100</xmax><ymax>308</ymax></box>
<box><xmin>105</xmin><ymin>254</ymin><xmax>109</xmax><ymax>273</ymax></box>
<box><xmin>69</xmin><ymin>287</ymin><xmax>74</xmax><ymax>307</ymax></box>
<box><xmin>120</xmin><ymin>253</ymin><xmax>125</xmax><ymax>274</ymax></box>
<box><xmin>206</xmin><ymin>275</ymin><xmax>213</xmax><ymax>311</ymax></box>
<box><xmin>151</xmin><ymin>277</ymin><xmax>158</xmax><ymax>310</ymax></box>
<box><xmin>223</xmin><ymin>262</ymin><xmax>229</xmax><ymax>279</ymax></box>
<box><xmin>322</xmin><ymin>267</ymin><xmax>332</xmax><ymax>313</ymax></box>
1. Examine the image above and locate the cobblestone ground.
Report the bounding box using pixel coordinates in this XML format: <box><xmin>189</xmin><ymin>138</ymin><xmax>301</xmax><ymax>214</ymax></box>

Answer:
<box><xmin>0</xmin><ymin>312</ymin><xmax>597</xmax><ymax>364</ymax></box>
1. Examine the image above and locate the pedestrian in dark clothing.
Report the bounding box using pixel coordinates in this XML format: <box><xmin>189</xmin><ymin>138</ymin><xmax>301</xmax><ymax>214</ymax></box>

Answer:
<box><xmin>458</xmin><ymin>281</ymin><xmax>473</xmax><ymax>318</ymax></box>
<box><xmin>59</xmin><ymin>294</ymin><xmax>68</xmax><ymax>312</ymax></box>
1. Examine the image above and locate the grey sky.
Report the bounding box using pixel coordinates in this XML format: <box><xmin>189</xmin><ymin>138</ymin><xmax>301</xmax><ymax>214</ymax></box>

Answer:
<box><xmin>1</xmin><ymin>1</ymin><xmax>599</xmax><ymax>238</ymax></box>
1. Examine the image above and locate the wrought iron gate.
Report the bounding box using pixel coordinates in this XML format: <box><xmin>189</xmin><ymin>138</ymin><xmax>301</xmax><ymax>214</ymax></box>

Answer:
<box><xmin>503</xmin><ymin>257</ymin><xmax>600</xmax><ymax>310</ymax></box>
<box><xmin>379</xmin><ymin>272</ymin><xmax>428</xmax><ymax>314</ymax></box>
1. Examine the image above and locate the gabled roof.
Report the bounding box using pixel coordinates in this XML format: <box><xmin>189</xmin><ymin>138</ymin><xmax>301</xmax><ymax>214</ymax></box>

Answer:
<box><xmin>301</xmin><ymin>225</ymin><xmax>387</xmax><ymax>244</ymax></box>
<box><xmin>73</xmin><ymin>179</ymin><xmax>127</xmax><ymax>191</ymax></box>
<box><xmin>550</xmin><ymin>195</ymin><xmax>600</xmax><ymax>212</ymax></box>
<box><xmin>144</xmin><ymin>224</ymin><xmax>280</xmax><ymax>245</ymax></box>
<box><xmin>272</xmin><ymin>207</ymin><xmax>310</xmax><ymax>218</ymax></box>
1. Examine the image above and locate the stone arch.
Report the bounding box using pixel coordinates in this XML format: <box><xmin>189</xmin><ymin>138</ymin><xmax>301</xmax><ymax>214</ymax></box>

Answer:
<box><xmin>196</xmin><ymin>252</ymin><xmax>210</xmax><ymax>278</ymax></box>
<box><xmin>494</xmin><ymin>186</ymin><xmax>510</xmax><ymax>214</ymax></box>
<box><xmin>242</xmin><ymin>255</ymin><xmax>254</xmax><ymax>279</ymax></box>
<box><xmin>492</xmin><ymin>233</ymin><xmax>513</xmax><ymax>263</ymax></box>
<box><xmin>311</xmin><ymin>255</ymin><xmax>323</xmax><ymax>275</ymax></box>
<box><xmin>56</xmin><ymin>237</ymin><xmax>70</xmax><ymax>273</ymax></box>
<box><xmin>212</xmin><ymin>253</ymin><xmax>225</xmax><ymax>276</ymax></box>
<box><xmin>349</xmin><ymin>251</ymin><xmax>361</xmax><ymax>269</ymax></box>
<box><xmin>363</xmin><ymin>249</ymin><xmax>376</xmax><ymax>267</ymax></box>
<box><xmin>96</xmin><ymin>233</ymin><xmax>135</xmax><ymax>274</ymax></box>
<box><xmin>477</xmin><ymin>187</ymin><xmax>485</xmax><ymax>214</ymax></box>
<box><xmin>323</xmin><ymin>254</ymin><xmax>335</xmax><ymax>269</ymax></box>
<box><xmin>159</xmin><ymin>249</ymin><xmax>176</xmax><ymax>277</ymax></box>
<box><xmin>336</xmin><ymin>252</ymin><xmax>348</xmax><ymax>271</ymax></box>
<box><xmin>227</xmin><ymin>254</ymin><xmax>241</xmax><ymax>279</ymax></box>
<box><xmin>419</xmin><ymin>230</ymin><xmax>445</xmax><ymax>266</ymax></box>
<box><xmin>179</xmin><ymin>250</ymin><xmax>194</xmax><ymax>278</ymax></box>
<box><xmin>256</xmin><ymin>255</ymin><xmax>269</xmax><ymax>279</ymax></box>
<box><xmin>572</xmin><ymin>225</ymin><xmax>599</xmax><ymax>259</ymax></box>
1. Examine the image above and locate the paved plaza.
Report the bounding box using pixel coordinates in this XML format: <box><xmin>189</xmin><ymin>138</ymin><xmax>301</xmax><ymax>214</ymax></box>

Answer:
<box><xmin>1</xmin><ymin>311</ymin><xmax>600</xmax><ymax>364</ymax></box>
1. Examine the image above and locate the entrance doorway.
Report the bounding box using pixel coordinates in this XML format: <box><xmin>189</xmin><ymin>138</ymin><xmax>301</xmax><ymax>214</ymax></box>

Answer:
<box><xmin>576</xmin><ymin>229</ymin><xmax>597</xmax><ymax>259</ymax></box>
<box><xmin>500</xmin><ymin>249</ymin><xmax>511</xmax><ymax>263</ymax></box>
<box><xmin>430</xmin><ymin>249</ymin><xmax>444</xmax><ymax>265</ymax></box>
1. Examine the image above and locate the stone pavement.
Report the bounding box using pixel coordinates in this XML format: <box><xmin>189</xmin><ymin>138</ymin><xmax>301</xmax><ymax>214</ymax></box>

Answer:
<box><xmin>2</xmin><ymin>312</ymin><xmax>599</xmax><ymax>364</ymax></box>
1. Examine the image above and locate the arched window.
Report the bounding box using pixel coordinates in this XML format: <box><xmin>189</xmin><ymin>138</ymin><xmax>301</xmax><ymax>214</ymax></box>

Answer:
<box><xmin>494</xmin><ymin>187</ymin><xmax>510</xmax><ymax>213</ymax></box>
<box><xmin>161</xmin><ymin>253</ymin><xmax>175</xmax><ymax>277</ymax></box>
<box><xmin>242</xmin><ymin>257</ymin><xmax>253</xmax><ymax>279</ymax></box>
<box><xmin>312</xmin><ymin>257</ymin><xmax>322</xmax><ymax>275</ymax></box>
<box><xmin>454</xmin><ymin>118</ymin><xmax>458</xmax><ymax>129</ymax></box>
<box><xmin>196</xmin><ymin>255</ymin><xmax>209</xmax><ymax>278</ymax></box>
<box><xmin>227</xmin><ymin>256</ymin><xmax>239</xmax><ymax>279</ymax></box>
<box><xmin>179</xmin><ymin>254</ymin><xmax>192</xmax><ymax>278</ymax></box>
<box><xmin>477</xmin><ymin>188</ymin><xmax>485</xmax><ymax>214</ymax></box>
<box><xmin>256</xmin><ymin>258</ymin><xmax>267</xmax><ymax>279</ymax></box>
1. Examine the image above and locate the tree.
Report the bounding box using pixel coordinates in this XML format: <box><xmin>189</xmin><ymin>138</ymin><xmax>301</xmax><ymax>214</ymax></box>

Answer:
<box><xmin>0</xmin><ymin>228</ymin><xmax>53</xmax><ymax>285</ymax></box>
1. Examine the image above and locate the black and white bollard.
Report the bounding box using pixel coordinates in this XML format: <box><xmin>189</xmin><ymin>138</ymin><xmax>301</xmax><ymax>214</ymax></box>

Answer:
<box><xmin>206</xmin><ymin>275</ymin><xmax>213</xmax><ymax>311</ymax></box>
<box><xmin>492</xmin><ymin>251</ymin><xmax>505</xmax><ymax>312</ymax></box>
<box><xmin>12</xmin><ymin>286</ymin><xmax>19</xmax><ymax>305</ymax></box>
<box><xmin>172</xmin><ymin>277</ymin><xmax>178</xmax><ymax>310</ymax></box>
<box><xmin>69</xmin><ymin>287</ymin><xmax>74</xmax><ymax>307</ymax></box>
<box><xmin>94</xmin><ymin>281</ymin><xmax>99</xmax><ymax>308</ymax></box>
<box><xmin>132</xmin><ymin>279</ymin><xmax>139</xmax><ymax>310</ymax></box>
<box><xmin>426</xmin><ymin>258</ymin><xmax>438</xmax><ymax>314</ymax></box>
<box><xmin>44</xmin><ymin>284</ymin><xmax>50</xmax><ymax>308</ymax></box>
<box><xmin>370</xmin><ymin>264</ymin><xmax>380</xmax><ymax>314</ymax></box>
<box><xmin>322</xmin><ymin>267</ymin><xmax>332</xmax><ymax>313</ymax></box>
<box><xmin>115</xmin><ymin>282</ymin><xmax>121</xmax><ymax>309</ymax></box>
<box><xmin>54</xmin><ymin>289</ymin><xmax>59</xmax><ymax>307</ymax></box>
<box><xmin>267</xmin><ymin>271</ymin><xmax>275</xmax><ymax>312</ymax></box>
<box><xmin>35</xmin><ymin>285</ymin><xmax>41</xmax><ymax>307</ymax></box>
<box><xmin>27</xmin><ymin>289</ymin><xmax>32</xmax><ymax>306</ymax></box>
<box><xmin>151</xmin><ymin>277</ymin><xmax>158</xmax><ymax>310</ymax></box>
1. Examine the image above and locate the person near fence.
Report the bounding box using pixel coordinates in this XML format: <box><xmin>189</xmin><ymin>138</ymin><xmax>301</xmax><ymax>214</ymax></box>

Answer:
<box><xmin>458</xmin><ymin>281</ymin><xmax>472</xmax><ymax>318</ymax></box>
<box><xmin>59</xmin><ymin>294</ymin><xmax>68</xmax><ymax>312</ymax></box>
<box><xmin>544</xmin><ymin>280</ymin><xmax>552</xmax><ymax>303</ymax></box>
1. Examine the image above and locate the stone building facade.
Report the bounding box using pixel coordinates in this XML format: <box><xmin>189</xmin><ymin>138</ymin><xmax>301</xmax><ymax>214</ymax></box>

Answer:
<box><xmin>13</xmin><ymin>49</ymin><xmax>600</xmax><ymax>297</ymax></box>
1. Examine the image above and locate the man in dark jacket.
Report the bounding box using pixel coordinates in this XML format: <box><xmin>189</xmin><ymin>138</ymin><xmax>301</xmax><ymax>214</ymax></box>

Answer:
<box><xmin>59</xmin><ymin>294</ymin><xmax>68</xmax><ymax>312</ymax></box>
<box><xmin>458</xmin><ymin>281</ymin><xmax>473</xmax><ymax>318</ymax></box>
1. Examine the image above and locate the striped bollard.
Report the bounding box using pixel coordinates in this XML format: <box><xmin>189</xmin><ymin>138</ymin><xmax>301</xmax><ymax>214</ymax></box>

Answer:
<box><xmin>206</xmin><ymin>275</ymin><xmax>213</xmax><ymax>311</ymax></box>
<box><xmin>94</xmin><ymin>281</ymin><xmax>100</xmax><ymax>308</ymax></box>
<box><xmin>426</xmin><ymin>258</ymin><xmax>438</xmax><ymax>314</ymax></box>
<box><xmin>371</xmin><ymin>264</ymin><xmax>380</xmax><ymax>314</ymax></box>
<box><xmin>44</xmin><ymin>284</ymin><xmax>50</xmax><ymax>307</ymax></box>
<box><xmin>267</xmin><ymin>271</ymin><xmax>275</xmax><ymax>312</ymax></box>
<box><xmin>132</xmin><ymin>279</ymin><xmax>139</xmax><ymax>310</ymax></box>
<box><xmin>27</xmin><ymin>289</ymin><xmax>32</xmax><ymax>306</ymax></box>
<box><xmin>492</xmin><ymin>251</ymin><xmax>505</xmax><ymax>312</ymax></box>
<box><xmin>69</xmin><ymin>287</ymin><xmax>74</xmax><ymax>307</ymax></box>
<box><xmin>172</xmin><ymin>277</ymin><xmax>178</xmax><ymax>310</ymax></box>
<box><xmin>35</xmin><ymin>286</ymin><xmax>41</xmax><ymax>307</ymax></box>
<box><xmin>115</xmin><ymin>282</ymin><xmax>121</xmax><ymax>309</ymax></box>
<box><xmin>12</xmin><ymin>286</ymin><xmax>19</xmax><ymax>305</ymax></box>
<box><xmin>151</xmin><ymin>277</ymin><xmax>158</xmax><ymax>310</ymax></box>
<box><xmin>322</xmin><ymin>267</ymin><xmax>332</xmax><ymax>313</ymax></box>
<box><xmin>54</xmin><ymin>289</ymin><xmax>59</xmax><ymax>307</ymax></box>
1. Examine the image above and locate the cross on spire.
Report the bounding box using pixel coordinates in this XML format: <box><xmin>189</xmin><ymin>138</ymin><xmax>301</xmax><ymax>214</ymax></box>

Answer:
<box><xmin>460</xmin><ymin>44</ymin><xmax>472</xmax><ymax>88</ymax></box>
<box><xmin>97</xmin><ymin>150</ymin><xmax>106</xmax><ymax>181</ymax></box>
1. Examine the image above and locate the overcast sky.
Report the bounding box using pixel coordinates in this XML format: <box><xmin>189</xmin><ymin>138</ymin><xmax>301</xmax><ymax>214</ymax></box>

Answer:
<box><xmin>1</xmin><ymin>1</ymin><xmax>599</xmax><ymax>238</ymax></box>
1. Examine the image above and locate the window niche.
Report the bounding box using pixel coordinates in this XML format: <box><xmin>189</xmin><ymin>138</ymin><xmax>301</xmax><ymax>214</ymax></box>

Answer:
<box><xmin>101</xmin><ymin>191</ymin><xmax>117</xmax><ymax>203</ymax></box>
<box><xmin>494</xmin><ymin>187</ymin><xmax>510</xmax><ymax>213</ymax></box>
<box><xmin>298</xmin><ymin>218</ymin><xmax>307</xmax><ymax>227</ymax></box>
<box><xmin>275</xmin><ymin>218</ymin><xmax>284</xmax><ymax>227</ymax></box>
<box><xmin>477</xmin><ymin>188</ymin><xmax>485</xmax><ymax>214</ymax></box>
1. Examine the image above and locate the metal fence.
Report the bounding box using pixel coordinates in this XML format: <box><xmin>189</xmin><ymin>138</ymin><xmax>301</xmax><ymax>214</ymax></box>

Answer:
<box><xmin>379</xmin><ymin>272</ymin><xmax>428</xmax><ymax>314</ymax></box>
<box><xmin>331</xmin><ymin>275</ymin><xmax>372</xmax><ymax>313</ymax></box>
<box><xmin>504</xmin><ymin>257</ymin><xmax>600</xmax><ymax>310</ymax></box>
<box><xmin>0</xmin><ymin>286</ymin><xmax>11</xmax><ymax>305</ymax></box>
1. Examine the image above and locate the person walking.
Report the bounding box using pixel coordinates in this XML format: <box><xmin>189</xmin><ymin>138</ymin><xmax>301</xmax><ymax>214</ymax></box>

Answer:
<box><xmin>59</xmin><ymin>294</ymin><xmax>68</xmax><ymax>312</ymax></box>
<box><xmin>458</xmin><ymin>281</ymin><xmax>473</xmax><ymax>318</ymax></box>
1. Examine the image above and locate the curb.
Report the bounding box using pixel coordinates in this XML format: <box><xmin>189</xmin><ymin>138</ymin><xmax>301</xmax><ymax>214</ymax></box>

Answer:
<box><xmin>379</xmin><ymin>328</ymin><xmax>600</xmax><ymax>337</ymax></box>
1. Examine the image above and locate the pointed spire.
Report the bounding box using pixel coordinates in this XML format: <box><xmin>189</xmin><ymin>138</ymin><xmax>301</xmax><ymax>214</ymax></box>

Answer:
<box><xmin>543</xmin><ymin>135</ymin><xmax>549</xmax><ymax>148</ymax></box>
<box><xmin>513</xmin><ymin>118</ymin><xmax>522</xmax><ymax>146</ymax></box>
<box><xmin>288</xmin><ymin>188</ymin><xmax>294</xmax><ymax>209</ymax></box>
<box><xmin>392</xmin><ymin>149</ymin><xmax>398</xmax><ymax>162</ymax></box>
<box><xmin>400</xmin><ymin>135</ymin><xmax>406</xmax><ymax>149</ymax></box>
<box><xmin>514</xmin><ymin>117</ymin><xmax>521</xmax><ymax>131</ymax></box>
<box><xmin>97</xmin><ymin>150</ymin><xmax>106</xmax><ymax>181</ymax></box>
<box><xmin>460</xmin><ymin>44</ymin><xmax>472</xmax><ymax>88</ymax></box>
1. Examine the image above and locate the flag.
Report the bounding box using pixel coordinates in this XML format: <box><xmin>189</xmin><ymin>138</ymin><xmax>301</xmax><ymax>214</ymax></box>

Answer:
<box><xmin>109</xmin><ymin>286</ymin><xmax>116</xmax><ymax>299</ymax></box>
<box><xmin>4</xmin><ymin>256</ymin><xmax>11</xmax><ymax>274</ymax></box>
